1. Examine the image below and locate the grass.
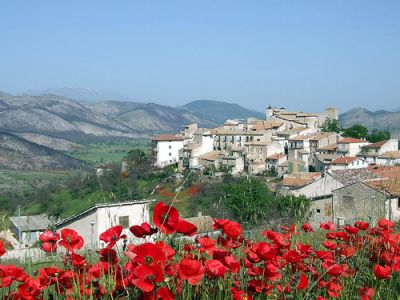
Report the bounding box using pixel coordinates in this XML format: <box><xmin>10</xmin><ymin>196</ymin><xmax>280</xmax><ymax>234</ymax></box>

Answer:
<box><xmin>0</xmin><ymin>169</ymin><xmax>70</xmax><ymax>194</ymax></box>
<box><xmin>67</xmin><ymin>139</ymin><xmax>148</xmax><ymax>165</ymax></box>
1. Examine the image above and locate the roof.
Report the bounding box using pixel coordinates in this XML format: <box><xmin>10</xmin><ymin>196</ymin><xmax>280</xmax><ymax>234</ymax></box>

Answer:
<box><xmin>56</xmin><ymin>200</ymin><xmax>151</xmax><ymax>228</ymax></box>
<box><xmin>280</xmin><ymin>172</ymin><xmax>321</xmax><ymax>188</ymax></box>
<box><xmin>267</xmin><ymin>153</ymin><xmax>287</xmax><ymax>160</ymax></box>
<box><xmin>184</xmin><ymin>215</ymin><xmax>214</xmax><ymax>233</ymax></box>
<box><xmin>368</xmin><ymin>165</ymin><xmax>400</xmax><ymax>181</ymax></box>
<box><xmin>331</xmin><ymin>156</ymin><xmax>358</xmax><ymax>165</ymax></box>
<box><xmin>9</xmin><ymin>215</ymin><xmax>50</xmax><ymax>232</ymax></box>
<box><xmin>329</xmin><ymin>169</ymin><xmax>379</xmax><ymax>186</ymax></box>
<box><xmin>380</xmin><ymin>151</ymin><xmax>400</xmax><ymax>159</ymax></box>
<box><xmin>315</xmin><ymin>154</ymin><xmax>340</xmax><ymax>164</ymax></box>
<box><xmin>198</xmin><ymin>151</ymin><xmax>226</xmax><ymax>162</ymax></box>
<box><xmin>338</xmin><ymin>137</ymin><xmax>367</xmax><ymax>144</ymax></box>
<box><xmin>364</xmin><ymin>178</ymin><xmax>400</xmax><ymax>197</ymax></box>
<box><xmin>250</xmin><ymin>120</ymin><xmax>284</xmax><ymax>131</ymax></box>
<box><xmin>308</xmin><ymin>132</ymin><xmax>336</xmax><ymax>141</ymax></box>
<box><xmin>318</xmin><ymin>144</ymin><xmax>337</xmax><ymax>151</ymax></box>
<box><xmin>151</xmin><ymin>134</ymin><xmax>185</xmax><ymax>141</ymax></box>
<box><xmin>289</xmin><ymin>135</ymin><xmax>308</xmax><ymax>141</ymax></box>
<box><xmin>363</xmin><ymin>140</ymin><xmax>389</xmax><ymax>149</ymax></box>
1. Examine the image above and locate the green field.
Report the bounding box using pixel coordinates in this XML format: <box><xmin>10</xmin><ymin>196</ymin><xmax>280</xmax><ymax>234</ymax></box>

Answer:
<box><xmin>67</xmin><ymin>139</ymin><xmax>149</xmax><ymax>165</ymax></box>
<box><xmin>0</xmin><ymin>169</ymin><xmax>70</xmax><ymax>194</ymax></box>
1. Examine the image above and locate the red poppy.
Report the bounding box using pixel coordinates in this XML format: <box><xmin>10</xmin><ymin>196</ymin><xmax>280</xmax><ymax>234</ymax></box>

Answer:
<box><xmin>320</xmin><ymin>222</ymin><xmax>336</xmax><ymax>230</ymax></box>
<box><xmin>358</xmin><ymin>286</ymin><xmax>374</xmax><ymax>300</ymax></box>
<box><xmin>130</xmin><ymin>222</ymin><xmax>158</xmax><ymax>238</ymax></box>
<box><xmin>99</xmin><ymin>225</ymin><xmax>126</xmax><ymax>248</ymax></box>
<box><xmin>205</xmin><ymin>259</ymin><xmax>228</xmax><ymax>278</ymax></box>
<box><xmin>133</xmin><ymin>242</ymin><xmax>166</xmax><ymax>267</ymax></box>
<box><xmin>223</xmin><ymin>255</ymin><xmax>240</xmax><ymax>274</ymax></box>
<box><xmin>131</xmin><ymin>264</ymin><xmax>164</xmax><ymax>292</ymax></box>
<box><xmin>175</xmin><ymin>219</ymin><xmax>197</xmax><ymax>236</ymax></box>
<box><xmin>354</xmin><ymin>221</ymin><xmax>369</xmax><ymax>230</ymax></box>
<box><xmin>177</xmin><ymin>258</ymin><xmax>205</xmax><ymax>285</ymax></box>
<box><xmin>344</xmin><ymin>225</ymin><xmax>359</xmax><ymax>235</ymax></box>
<box><xmin>153</xmin><ymin>202</ymin><xmax>180</xmax><ymax>234</ymax></box>
<box><xmin>58</xmin><ymin>228</ymin><xmax>84</xmax><ymax>252</ymax></box>
<box><xmin>0</xmin><ymin>240</ymin><xmax>5</xmax><ymax>257</ymax></box>
<box><xmin>155</xmin><ymin>240</ymin><xmax>175</xmax><ymax>259</ymax></box>
<box><xmin>377</xmin><ymin>219</ymin><xmax>395</xmax><ymax>230</ymax></box>
<box><xmin>99</xmin><ymin>248</ymin><xmax>118</xmax><ymax>264</ymax></box>
<box><xmin>301</xmin><ymin>223</ymin><xmax>314</xmax><ymax>232</ymax></box>
<box><xmin>297</xmin><ymin>273</ymin><xmax>308</xmax><ymax>290</ymax></box>
<box><xmin>156</xmin><ymin>286</ymin><xmax>175</xmax><ymax>300</ymax></box>
<box><xmin>39</xmin><ymin>266</ymin><xmax>63</xmax><ymax>287</ymax></box>
<box><xmin>213</xmin><ymin>218</ymin><xmax>242</xmax><ymax>239</ymax></box>
<box><xmin>39</xmin><ymin>230</ymin><xmax>60</xmax><ymax>253</ymax></box>
<box><xmin>373</xmin><ymin>264</ymin><xmax>391</xmax><ymax>279</ymax></box>
<box><xmin>327</xmin><ymin>279</ymin><xmax>342</xmax><ymax>298</ymax></box>
<box><xmin>231</xmin><ymin>287</ymin><xmax>252</xmax><ymax>300</ymax></box>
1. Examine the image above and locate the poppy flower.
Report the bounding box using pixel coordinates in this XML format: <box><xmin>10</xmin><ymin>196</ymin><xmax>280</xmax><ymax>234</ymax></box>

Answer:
<box><xmin>177</xmin><ymin>258</ymin><xmax>205</xmax><ymax>285</ymax></box>
<box><xmin>175</xmin><ymin>219</ymin><xmax>197</xmax><ymax>236</ymax></box>
<box><xmin>320</xmin><ymin>222</ymin><xmax>336</xmax><ymax>230</ymax></box>
<box><xmin>133</xmin><ymin>242</ymin><xmax>166</xmax><ymax>267</ymax></box>
<box><xmin>358</xmin><ymin>286</ymin><xmax>374</xmax><ymax>300</ymax></box>
<box><xmin>205</xmin><ymin>259</ymin><xmax>228</xmax><ymax>278</ymax></box>
<box><xmin>327</xmin><ymin>279</ymin><xmax>342</xmax><ymax>297</ymax></box>
<box><xmin>301</xmin><ymin>223</ymin><xmax>314</xmax><ymax>232</ymax></box>
<box><xmin>373</xmin><ymin>264</ymin><xmax>391</xmax><ymax>279</ymax></box>
<box><xmin>156</xmin><ymin>286</ymin><xmax>175</xmax><ymax>300</ymax></box>
<box><xmin>231</xmin><ymin>287</ymin><xmax>252</xmax><ymax>300</ymax></box>
<box><xmin>354</xmin><ymin>221</ymin><xmax>369</xmax><ymax>230</ymax></box>
<box><xmin>39</xmin><ymin>230</ymin><xmax>60</xmax><ymax>253</ymax></box>
<box><xmin>0</xmin><ymin>240</ymin><xmax>5</xmax><ymax>257</ymax></box>
<box><xmin>153</xmin><ymin>201</ymin><xmax>180</xmax><ymax>234</ymax></box>
<box><xmin>213</xmin><ymin>218</ymin><xmax>242</xmax><ymax>239</ymax></box>
<box><xmin>129</xmin><ymin>222</ymin><xmax>158</xmax><ymax>238</ymax></box>
<box><xmin>39</xmin><ymin>266</ymin><xmax>63</xmax><ymax>287</ymax></box>
<box><xmin>131</xmin><ymin>264</ymin><xmax>164</xmax><ymax>292</ymax></box>
<box><xmin>58</xmin><ymin>228</ymin><xmax>84</xmax><ymax>252</ymax></box>
<box><xmin>344</xmin><ymin>225</ymin><xmax>359</xmax><ymax>235</ymax></box>
<box><xmin>99</xmin><ymin>248</ymin><xmax>118</xmax><ymax>264</ymax></box>
<box><xmin>297</xmin><ymin>273</ymin><xmax>308</xmax><ymax>290</ymax></box>
<box><xmin>99</xmin><ymin>225</ymin><xmax>126</xmax><ymax>248</ymax></box>
<box><xmin>377</xmin><ymin>219</ymin><xmax>395</xmax><ymax>230</ymax></box>
<box><xmin>223</xmin><ymin>255</ymin><xmax>241</xmax><ymax>274</ymax></box>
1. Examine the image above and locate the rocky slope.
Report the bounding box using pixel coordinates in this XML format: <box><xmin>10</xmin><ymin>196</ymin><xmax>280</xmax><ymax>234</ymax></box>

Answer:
<box><xmin>0</xmin><ymin>131</ymin><xmax>89</xmax><ymax>171</ymax></box>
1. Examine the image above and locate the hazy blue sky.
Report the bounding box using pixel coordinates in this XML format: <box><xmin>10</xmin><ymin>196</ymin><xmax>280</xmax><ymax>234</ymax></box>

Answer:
<box><xmin>1</xmin><ymin>1</ymin><xmax>399</xmax><ymax>112</ymax></box>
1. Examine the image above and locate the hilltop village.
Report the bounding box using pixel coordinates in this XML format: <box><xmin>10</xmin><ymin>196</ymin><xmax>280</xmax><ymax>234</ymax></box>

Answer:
<box><xmin>151</xmin><ymin>106</ymin><xmax>400</xmax><ymax>226</ymax></box>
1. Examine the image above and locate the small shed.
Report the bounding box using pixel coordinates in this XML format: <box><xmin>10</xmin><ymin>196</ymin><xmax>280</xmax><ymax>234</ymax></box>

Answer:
<box><xmin>9</xmin><ymin>215</ymin><xmax>50</xmax><ymax>247</ymax></box>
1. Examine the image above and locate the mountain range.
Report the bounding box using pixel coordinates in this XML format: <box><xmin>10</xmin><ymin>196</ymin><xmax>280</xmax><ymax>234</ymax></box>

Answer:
<box><xmin>1</xmin><ymin>88</ymin><xmax>399</xmax><ymax>171</ymax></box>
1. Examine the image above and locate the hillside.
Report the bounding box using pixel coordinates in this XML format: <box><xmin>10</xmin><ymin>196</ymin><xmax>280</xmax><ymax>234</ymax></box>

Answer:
<box><xmin>339</xmin><ymin>107</ymin><xmax>400</xmax><ymax>137</ymax></box>
<box><xmin>0</xmin><ymin>94</ymin><xmax>143</xmax><ymax>144</ymax></box>
<box><xmin>0</xmin><ymin>131</ymin><xmax>89</xmax><ymax>171</ymax></box>
<box><xmin>182</xmin><ymin>100</ymin><xmax>265</xmax><ymax>124</ymax></box>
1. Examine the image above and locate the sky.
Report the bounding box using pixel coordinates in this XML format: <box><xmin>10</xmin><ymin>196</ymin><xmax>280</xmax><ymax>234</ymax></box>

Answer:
<box><xmin>1</xmin><ymin>1</ymin><xmax>399</xmax><ymax>113</ymax></box>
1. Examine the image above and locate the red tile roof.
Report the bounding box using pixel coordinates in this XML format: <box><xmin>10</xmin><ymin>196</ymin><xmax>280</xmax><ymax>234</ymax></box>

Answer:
<box><xmin>338</xmin><ymin>138</ymin><xmax>367</xmax><ymax>144</ymax></box>
<box><xmin>267</xmin><ymin>153</ymin><xmax>287</xmax><ymax>160</ymax></box>
<box><xmin>363</xmin><ymin>140</ymin><xmax>388</xmax><ymax>148</ymax></box>
<box><xmin>151</xmin><ymin>134</ymin><xmax>185</xmax><ymax>141</ymax></box>
<box><xmin>332</xmin><ymin>156</ymin><xmax>358</xmax><ymax>165</ymax></box>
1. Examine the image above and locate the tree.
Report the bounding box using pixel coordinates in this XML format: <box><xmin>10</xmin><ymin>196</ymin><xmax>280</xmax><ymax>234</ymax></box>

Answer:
<box><xmin>366</xmin><ymin>129</ymin><xmax>391</xmax><ymax>143</ymax></box>
<box><xmin>343</xmin><ymin>124</ymin><xmax>368</xmax><ymax>139</ymax></box>
<box><xmin>321</xmin><ymin>119</ymin><xmax>341</xmax><ymax>133</ymax></box>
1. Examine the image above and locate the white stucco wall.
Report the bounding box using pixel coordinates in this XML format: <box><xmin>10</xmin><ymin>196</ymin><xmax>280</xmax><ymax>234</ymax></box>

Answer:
<box><xmin>57</xmin><ymin>202</ymin><xmax>150</xmax><ymax>250</ymax></box>
<box><xmin>330</xmin><ymin>159</ymin><xmax>368</xmax><ymax>170</ymax></box>
<box><xmin>292</xmin><ymin>174</ymin><xmax>344</xmax><ymax>198</ymax></box>
<box><xmin>156</xmin><ymin>140</ymin><xmax>184</xmax><ymax>167</ymax></box>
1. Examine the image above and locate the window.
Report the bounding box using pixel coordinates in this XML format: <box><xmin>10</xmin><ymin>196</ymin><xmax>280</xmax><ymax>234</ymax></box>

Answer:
<box><xmin>119</xmin><ymin>216</ymin><xmax>129</xmax><ymax>229</ymax></box>
<box><xmin>398</xmin><ymin>198</ymin><xmax>400</xmax><ymax>210</ymax></box>
<box><xmin>169</xmin><ymin>153</ymin><xmax>171</xmax><ymax>156</ymax></box>
<box><xmin>169</xmin><ymin>145</ymin><xmax>171</xmax><ymax>149</ymax></box>
<box><xmin>316</xmin><ymin>209</ymin><xmax>321</xmax><ymax>214</ymax></box>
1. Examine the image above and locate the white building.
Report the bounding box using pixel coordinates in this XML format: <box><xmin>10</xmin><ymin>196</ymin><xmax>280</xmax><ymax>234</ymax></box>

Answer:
<box><xmin>329</xmin><ymin>156</ymin><xmax>368</xmax><ymax>170</ymax></box>
<box><xmin>336</xmin><ymin>138</ymin><xmax>370</xmax><ymax>156</ymax></box>
<box><xmin>56</xmin><ymin>200</ymin><xmax>151</xmax><ymax>250</ymax></box>
<box><xmin>9</xmin><ymin>215</ymin><xmax>50</xmax><ymax>248</ymax></box>
<box><xmin>151</xmin><ymin>134</ymin><xmax>185</xmax><ymax>168</ymax></box>
<box><xmin>376</xmin><ymin>151</ymin><xmax>400</xmax><ymax>166</ymax></box>
<box><xmin>357</xmin><ymin>139</ymin><xmax>399</xmax><ymax>164</ymax></box>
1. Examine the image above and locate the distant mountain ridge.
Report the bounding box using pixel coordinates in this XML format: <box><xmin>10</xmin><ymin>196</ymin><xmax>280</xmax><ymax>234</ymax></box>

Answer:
<box><xmin>339</xmin><ymin>107</ymin><xmax>400</xmax><ymax>137</ymax></box>
<box><xmin>0</xmin><ymin>131</ymin><xmax>89</xmax><ymax>171</ymax></box>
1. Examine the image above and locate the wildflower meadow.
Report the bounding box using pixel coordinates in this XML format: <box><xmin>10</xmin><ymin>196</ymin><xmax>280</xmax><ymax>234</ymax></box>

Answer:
<box><xmin>0</xmin><ymin>201</ymin><xmax>399</xmax><ymax>299</ymax></box>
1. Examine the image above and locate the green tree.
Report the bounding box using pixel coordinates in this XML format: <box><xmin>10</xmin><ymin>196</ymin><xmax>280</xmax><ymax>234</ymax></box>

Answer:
<box><xmin>366</xmin><ymin>129</ymin><xmax>391</xmax><ymax>143</ymax></box>
<box><xmin>321</xmin><ymin>119</ymin><xmax>341</xmax><ymax>133</ymax></box>
<box><xmin>343</xmin><ymin>124</ymin><xmax>368</xmax><ymax>139</ymax></box>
